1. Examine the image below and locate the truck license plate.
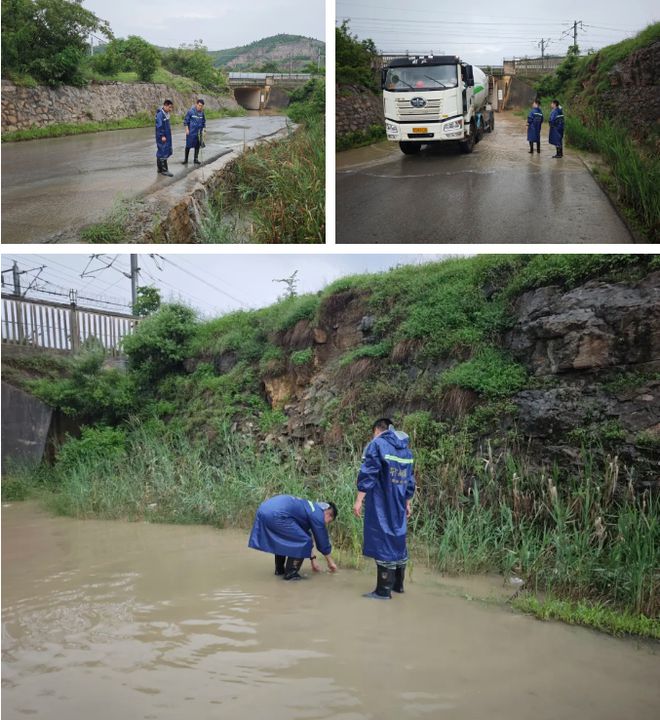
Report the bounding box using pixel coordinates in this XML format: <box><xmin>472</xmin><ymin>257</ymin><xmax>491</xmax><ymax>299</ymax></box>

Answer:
<box><xmin>412</xmin><ymin>127</ymin><xmax>428</xmax><ymax>133</ymax></box>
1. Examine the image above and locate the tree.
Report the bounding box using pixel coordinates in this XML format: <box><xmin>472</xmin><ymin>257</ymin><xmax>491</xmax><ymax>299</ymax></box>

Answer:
<box><xmin>122</xmin><ymin>303</ymin><xmax>198</xmax><ymax>388</ymax></box>
<box><xmin>336</xmin><ymin>20</ymin><xmax>379</xmax><ymax>91</ymax></box>
<box><xmin>162</xmin><ymin>42</ymin><xmax>228</xmax><ymax>92</ymax></box>
<box><xmin>1</xmin><ymin>0</ymin><xmax>112</xmax><ymax>85</ymax></box>
<box><xmin>133</xmin><ymin>286</ymin><xmax>161</xmax><ymax>316</ymax></box>
<box><xmin>90</xmin><ymin>35</ymin><xmax>159</xmax><ymax>81</ymax></box>
<box><xmin>257</xmin><ymin>61</ymin><xmax>280</xmax><ymax>73</ymax></box>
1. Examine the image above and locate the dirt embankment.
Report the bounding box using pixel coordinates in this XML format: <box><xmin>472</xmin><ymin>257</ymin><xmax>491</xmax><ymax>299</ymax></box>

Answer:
<box><xmin>187</xmin><ymin>271</ymin><xmax>660</xmax><ymax>487</ymax></box>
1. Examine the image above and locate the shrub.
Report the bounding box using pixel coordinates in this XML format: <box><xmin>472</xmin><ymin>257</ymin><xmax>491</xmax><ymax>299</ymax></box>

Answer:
<box><xmin>123</xmin><ymin>303</ymin><xmax>198</xmax><ymax>388</ymax></box>
<box><xmin>439</xmin><ymin>348</ymin><xmax>528</xmax><ymax>398</ymax></box>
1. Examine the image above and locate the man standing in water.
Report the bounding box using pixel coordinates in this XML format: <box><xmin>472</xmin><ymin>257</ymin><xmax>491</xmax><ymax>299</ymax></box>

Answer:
<box><xmin>248</xmin><ymin>495</ymin><xmax>338</xmax><ymax>580</ymax></box>
<box><xmin>155</xmin><ymin>99</ymin><xmax>174</xmax><ymax>176</ymax></box>
<box><xmin>354</xmin><ymin>418</ymin><xmax>415</xmax><ymax>599</ymax></box>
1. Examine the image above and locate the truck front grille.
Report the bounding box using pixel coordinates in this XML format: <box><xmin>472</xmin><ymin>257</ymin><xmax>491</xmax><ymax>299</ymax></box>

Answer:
<box><xmin>395</xmin><ymin>97</ymin><xmax>442</xmax><ymax>121</ymax></box>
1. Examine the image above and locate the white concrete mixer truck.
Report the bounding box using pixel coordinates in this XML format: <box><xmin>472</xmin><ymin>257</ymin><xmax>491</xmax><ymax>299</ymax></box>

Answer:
<box><xmin>382</xmin><ymin>55</ymin><xmax>494</xmax><ymax>154</ymax></box>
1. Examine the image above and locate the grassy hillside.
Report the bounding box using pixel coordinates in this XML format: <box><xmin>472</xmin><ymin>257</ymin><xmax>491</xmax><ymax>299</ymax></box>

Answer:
<box><xmin>536</xmin><ymin>23</ymin><xmax>660</xmax><ymax>240</ymax></box>
<box><xmin>4</xmin><ymin>254</ymin><xmax>659</xmax><ymax>635</ymax></box>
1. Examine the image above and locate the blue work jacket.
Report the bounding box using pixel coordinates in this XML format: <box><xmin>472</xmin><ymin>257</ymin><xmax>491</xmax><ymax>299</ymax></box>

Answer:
<box><xmin>549</xmin><ymin>106</ymin><xmax>565</xmax><ymax>146</ymax></box>
<box><xmin>358</xmin><ymin>429</ymin><xmax>415</xmax><ymax>563</ymax></box>
<box><xmin>155</xmin><ymin>107</ymin><xmax>172</xmax><ymax>158</ymax></box>
<box><xmin>527</xmin><ymin>107</ymin><xmax>543</xmax><ymax>143</ymax></box>
<box><xmin>248</xmin><ymin>495</ymin><xmax>332</xmax><ymax>559</ymax></box>
<box><xmin>184</xmin><ymin>106</ymin><xmax>206</xmax><ymax>149</ymax></box>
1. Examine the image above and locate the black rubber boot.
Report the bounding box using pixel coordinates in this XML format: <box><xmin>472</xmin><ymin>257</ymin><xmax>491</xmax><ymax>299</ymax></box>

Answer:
<box><xmin>283</xmin><ymin>557</ymin><xmax>304</xmax><ymax>581</ymax></box>
<box><xmin>274</xmin><ymin>555</ymin><xmax>286</xmax><ymax>576</ymax></box>
<box><xmin>162</xmin><ymin>159</ymin><xmax>173</xmax><ymax>177</ymax></box>
<box><xmin>157</xmin><ymin>158</ymin><xmax>163</xmax><ymax>174</ymax></box>
<box><xmin>536</xmin><ymin>142</ymin><xmax>540</xmax><ymax>154</ymax></box>
<box><xmin>363</xmin><ymin>564</ymin><xmax>394</xmax><ymax>599</ymax></box>
<box><xmin>528</xmin><ymin>142</ymin><xmax>533</xmax><ymax>154</ymax></box>
<box><xmin>194</xmin><ymin>146</ymin><xmax>201</xmax><ymax>164</ymax></box>
<box><xmin>182</xmin><ymin>148</ymin><xmax>190</xmax><ymax>164</ymax></box>
<box><xmin>393</xmin><ymin>566</ymin><xmax>406</xmax><ymax>594</ymax></box>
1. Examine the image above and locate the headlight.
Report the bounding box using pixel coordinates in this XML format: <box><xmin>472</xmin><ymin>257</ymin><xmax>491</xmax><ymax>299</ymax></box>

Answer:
<box><xmin>385</xmin><ymin>122</ymin><xmax>398</xmax><ymax>133</ymax></box>
<box><xmin>443</xmin><ymin>119</ymin><xmax>463</xmax><ymax>131</ymax></box>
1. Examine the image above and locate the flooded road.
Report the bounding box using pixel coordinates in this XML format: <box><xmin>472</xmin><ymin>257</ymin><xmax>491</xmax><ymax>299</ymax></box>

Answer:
<box><xmin>3</xmin><ymin>502</ymin><xmax>659</xmax><ymax>720</ymax></box>
<box><xmin>1</xmin><ymin>115</ymin><xmax>289</xmax><ymax>243</ymax></box>
<box><xmin>336</xmin><ymin>112</ymin><xmax>633</xmax><ymax>244</ymax></box>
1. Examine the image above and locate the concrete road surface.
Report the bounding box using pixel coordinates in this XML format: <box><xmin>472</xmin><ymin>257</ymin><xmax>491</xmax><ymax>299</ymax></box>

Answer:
<box><xmin>336</xmin><ymin>112</ymin><xmax>633</xmax><ymax>244</ymax></box>
<box><xmin>2</xmin><ymin>115</ymin><xmax>290</xmax><ymax>243</ymax></box>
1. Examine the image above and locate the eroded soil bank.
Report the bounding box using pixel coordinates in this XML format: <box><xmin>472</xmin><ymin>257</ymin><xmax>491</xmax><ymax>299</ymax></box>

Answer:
<box><xmin>2</xmin><ymin>502</ymin><xmax>659</xmax><ymax>720</ymax></box>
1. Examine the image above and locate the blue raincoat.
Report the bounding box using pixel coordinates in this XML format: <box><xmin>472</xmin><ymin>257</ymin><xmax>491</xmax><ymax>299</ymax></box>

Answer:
<box><xmin>527</xmin><ymin>106</ymin><xmax>543</xmax><ymax>143</ymax></box>
<box><xmin>155</xmin><ymin>107</ymin><xmax>172</xmax><ymax>159</ymax></box>
<box><xmin>184</xmin><ymin>105</ymin><xmax>206</xmax><ymax>149</ymax></box>
<box><xmin>549</xmin><ymin>106</ymin><xmax>564</xmax><ymax>147</ymax></box>
<box><xmin>358</xmin><ymin>429</ymin><xmax>415</xmax><ymax>563</ymax></box>
<box><xmin>248</xmin><ymin>495</ymin><xmax>332</xmax><ymax>559</ymax></box>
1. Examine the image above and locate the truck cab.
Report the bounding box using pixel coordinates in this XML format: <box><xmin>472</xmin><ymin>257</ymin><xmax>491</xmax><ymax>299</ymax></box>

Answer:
<box><xmin>382</xmin><ymin>55</ymin><xmax>493</xmax><ymax>155</ymax></box>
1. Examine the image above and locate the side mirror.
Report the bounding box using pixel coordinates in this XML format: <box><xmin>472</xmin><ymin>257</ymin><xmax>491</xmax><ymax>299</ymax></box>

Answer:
<box><xmin>381</xmin><ymin>69</ymin><xmax>388</xmax><ymax>88</ymax></box>
<box><xmin>465</xmin><ymin>65</ymin><xmax>475</xmax><ymax>87</ymax></box>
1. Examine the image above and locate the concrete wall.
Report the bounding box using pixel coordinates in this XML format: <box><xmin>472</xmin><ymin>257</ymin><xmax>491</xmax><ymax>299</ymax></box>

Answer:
<box><xmin>1</xmin><ymin>382</ymin><xmax>52</xmax><ymax>471</ymax></box>
<box><xmin>1</xmin><ymin>81</ymin><xmax>240</xmax><ymax>133</ymax></box>
<box><xmin>336</xmin><ymin>85</ymin><xmax>384</xmax><ymax>139</ymax></box>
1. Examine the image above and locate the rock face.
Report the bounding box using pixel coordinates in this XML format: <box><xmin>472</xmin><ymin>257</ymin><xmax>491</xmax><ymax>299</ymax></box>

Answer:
<box><xmin>336</xmin><ymin>85</ymin><xmax>384</xmax><ymax>140</ymax></box>
<box><xmin>505</xmin><ymin>273</ymin><xmax>660</xmax><ymax>376</ymax></box>
<box><xmin>225</xmin><ymin>38</ymin><xmax>323</xmax><ymax>71</ymax></box>
<box><xmin>601</xmin><ymin>39</ymin><xmax>660</xmax><ymax>149</ymax></box>
<box><xmin>1</xmin><ymin>81</ymin><xmax>239</xmax><ymax>133</ymax></box>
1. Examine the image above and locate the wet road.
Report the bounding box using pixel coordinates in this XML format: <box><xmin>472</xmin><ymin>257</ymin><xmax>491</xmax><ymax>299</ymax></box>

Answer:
<box><xmin>1</xmin><ymin>115</ymin><xmax>289</xmax><ymax>243</ymax></box>
<box><xmin>336</xmin><ymin>112</ymin><xmax>633</xmax><ymax>244</ymax></box>
<box><xmin>3</xmin><ymin>502</ymin><xmax>659</xmax><ymax>720</ymax></box>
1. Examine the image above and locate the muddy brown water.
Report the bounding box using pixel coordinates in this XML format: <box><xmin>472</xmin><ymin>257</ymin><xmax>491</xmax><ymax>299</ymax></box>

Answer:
<box><xmin>3</xmin><ymin>502</ymin><xmax>659</xmax><ymax>719</ymax></box>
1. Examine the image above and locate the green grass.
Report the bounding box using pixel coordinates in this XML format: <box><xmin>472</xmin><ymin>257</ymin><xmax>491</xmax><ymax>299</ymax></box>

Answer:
<box><xmin>564</xmin><ymin>116</ymin><xmax>659</xmax><ymax>240</ymax></box>
<box><xmin>203</xmin><ymin>114</ymin><xmax>324</xmax><ymax>243</ymax></box>
<box><xmin>337</xmin><ymin>123</ymin><xmax>386</xmax><ymax>151</ymax></box>
<box><xmin>512</xmin><ymin>595</ymin><xmax>660</xmax><ymax>639</ymax></box>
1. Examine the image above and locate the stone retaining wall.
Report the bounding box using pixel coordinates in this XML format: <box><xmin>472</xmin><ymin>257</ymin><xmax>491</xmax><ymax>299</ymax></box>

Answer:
<box><xmin>1</xmin><ymin>81</ymin><xmax>240</xmax><ymax>133</ymax></box>
<box><xmin>336</xmin><ymin>84</ymin><xmax>383</xmax><ymax>138</ymax></box>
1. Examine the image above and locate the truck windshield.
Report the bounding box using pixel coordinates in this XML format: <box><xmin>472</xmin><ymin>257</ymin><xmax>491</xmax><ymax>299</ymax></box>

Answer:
<box><xmin>385</xmin><ymin>64</ymin><xmax>458</xmax><ymax>91</ymax></box>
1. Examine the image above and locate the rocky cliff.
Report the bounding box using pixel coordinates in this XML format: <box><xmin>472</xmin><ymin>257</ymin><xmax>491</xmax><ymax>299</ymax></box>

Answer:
<box><xmin>198</xmin><ymin>262</ymin><xmax>660</xmax><ymax>488</ymax></box>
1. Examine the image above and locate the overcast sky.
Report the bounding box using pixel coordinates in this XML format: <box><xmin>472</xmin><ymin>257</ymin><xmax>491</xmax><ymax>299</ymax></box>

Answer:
<box><xmin>83</xmin><ymin>0</ymin><xmax>324</xmax><ymax>50</ymax></box>
<box><xmin>2</xmin><ymin>253</ymin><xmax>453</xmax><ymax>318</ymax></box>
<box><xmin>337</xmin><ymin>0</ymin><xmax>658</xmax><ymax>65</ymax></box>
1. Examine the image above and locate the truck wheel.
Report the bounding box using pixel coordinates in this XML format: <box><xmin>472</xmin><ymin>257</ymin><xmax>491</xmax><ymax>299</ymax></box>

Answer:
<box><xmin>399</xmin><ymin>142</ymin><xmax>421</xmax><ymax>155</ymax></box>
<box><xmin>459</xmin><ymin>122</ymin><xmax>476</xmax><ymax>153</ymax></box>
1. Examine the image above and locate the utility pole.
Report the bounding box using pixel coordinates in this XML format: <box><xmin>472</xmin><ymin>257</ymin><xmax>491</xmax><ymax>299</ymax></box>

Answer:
<box><xmin>538</xmin><ymin>38</ymin><xmax>551</xmax><ymax>69</ymax></box>
<box><xmin>12</xmin><ymin>261</ymin><xmax>21</xmax><ymax>296</ymax></box>
<box><xmin>130</xmin><ymin>254</ymin><xmax>139</xmax><ymax>311</ymax></box>
<box><xmin>570</xmin><ymin>20</ymin><xmax>583</xmax><ymax>53</ymax></box>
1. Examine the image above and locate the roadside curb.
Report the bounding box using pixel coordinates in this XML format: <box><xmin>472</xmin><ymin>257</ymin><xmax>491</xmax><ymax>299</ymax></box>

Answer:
<box><xmin>575</xmin><ymin>151</ymin><xmax>642</xmax><ymax>243</ymax></box>
<box><xmin>136</xmin><ymin>124</ymin><xmax>296</xmax><ymax>243</ymax></box>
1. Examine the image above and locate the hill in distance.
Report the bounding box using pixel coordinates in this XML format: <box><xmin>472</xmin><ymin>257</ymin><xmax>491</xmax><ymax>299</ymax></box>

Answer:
<box><xmin>209</xmin><ymin>34</ymin><xmax>325</xmax><ymax>71</ymax></box>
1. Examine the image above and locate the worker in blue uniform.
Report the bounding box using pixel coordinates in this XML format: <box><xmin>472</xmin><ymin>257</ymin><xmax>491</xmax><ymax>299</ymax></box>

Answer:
<box><xmin>549</xmin><ymin>99</ymin><xmax>565</xmax><ymax>158</ymax></box>
<box><xmin>155</xmin><ymin>99</ymin><xmax>174</xmax><ymax>176</ymax></box>
<box><xmin>248</xmin><ymin>495</ymin><xmax>339</xmax><ymax>580</ymax></box>
<box><xmin>353</xmin><ymin>418</ymin><xmax>415</xmax><ymax>599</ymax></box>
<box><xmin>183</xmin><ymin>99</ymin><xmax>206</xmax><ymax>165</ymax></box>
<box><xmin>527</xmin><ymin>99</ymin><xmax>543</xmax><ymax>154</ymax></box>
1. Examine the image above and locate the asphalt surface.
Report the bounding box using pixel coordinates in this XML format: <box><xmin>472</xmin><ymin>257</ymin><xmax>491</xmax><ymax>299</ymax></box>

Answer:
<box><xmin>336</xmin><ymin>112</ymin><xmax>633</xmax><ymax>244</ymax></box>
<box><xmin>1</xmin><ymin>115</ymin><xmax>290</xmax><ymax>243</ymax></box>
